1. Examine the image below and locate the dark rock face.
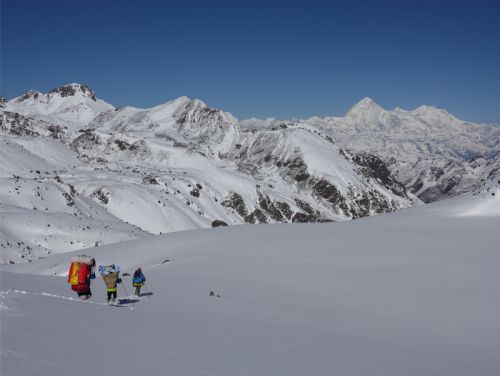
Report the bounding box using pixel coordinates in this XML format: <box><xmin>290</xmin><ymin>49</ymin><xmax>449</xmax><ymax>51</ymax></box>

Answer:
<box><xmin>16</xmin><ymin>90</ymin><xmax>40</xmax><ymax>102</ymax></box>
<box><xmin>63</xmin><ymin>192</ymin><xmax>75</xmax><ymax>207</ymax></box>
<box><xmin>274</xmin><ymin>201</ymin><xmax>293</xmax><ymax>220</ymax></box>
<box><xmin>411</xmin><ymin>179</ymin><xmax>424</xmax><ymax>193</ymax></box>
<box><xmin>430</xmin><ymin>167</ymin><xmax>445</xmax><ymax>180</ymax></box>
<box><xmin>176</xmin><ymin>102</ymin><xmax>223</xmax><ymax>129</ymax></box>
<box><xmin>258</xmin><ymin>194</ymin><xmax>284</xmax><ymax>221</ymax></box>
<box><xmin>48</xmin><ymin>84</ymin><xmax>97</xmax><ymax>101</ymax></box>
<box><xmin>352</xmin><ymin>153</ymin><xmax>407</xmax><ymax>196</ymax></box>
<box><xmin>311</xmin><ymin>178</ymin><xmax>350</xmax><ymax>215</ymax></box>
<box><xmin>0</xmin><ymin>111</ymin><xmax>40</xmax><ymax>136</ymax></box>
<box><xmin>283</xmin><ymin>156</ymin><xmax>310</xmax><ymax>182</ymax></box>
<box><xmin>293</xmin><ymin>199</ymin><xmax>323</xmax><ymax>222</ymax></box>
<box><xmin>441</xmin><ymin>177</ymin><xmax>459</xmax><ymax>194</ymax></box>
<box><xmin>70</xmin><ymin>132</ymin><xmax>100</xmax><ymax>151</ymax></box>
<box><xmin>256</xmin><ymin>194</ymin><xmax>294</xmax><ymax>222</ymax></box>
<box><xmin>190</xmin><ymin>188</ymin><xmax>200</xmax><ymax>197</ymax></box>
<box><xmin>93</xmin><ymin>188</ymin><xmax>109</xmax><ymax>204</ymax></box>
<box><xmin>142</xmin><ymin>176</ymin><xmax>159</xmax><ymax>185</ymax></box>
<box><xmin>47</xmin><ymin>125</ymin><xmax>65</xmax><ymax>139</ymax></box>
<box><xmin>418</xmin><ymin>176</ymin><xmax>460</xmax><ymax>203</ymax></box>
<box><xmin>175</xmin><ymin>100</ymin><xmax>235</xmax><ymax>153</ymax></box>
<box><xmin>244</xmin><ymin>208</ymin><xmax>268</xmax><ymax>224</ymax></box>
<box><xmin>114</xmin><ymin>139</ymin><xmax>130</xmax><ymax>151</ymax></box>
<box><xmin>234</xmin><ymin>135</ymin><xmax>408</xmax><ymax>222</ymax></box>
<box><xmin>222</xmin><ymin>192</ymin><xmax>249</xmax><ymax>217</ymax></box>
<box><xmin>351</xmin><ymin>190</ymin><xmax>393</xmax><ymax>218</ymax></box>
<box><xmin>222</xmin><ymin>192</ymin><xmax>297</xmax><ymax>224</ymax></box>
<box><xmin>211</xmin><ymin>220</ymin><xmax>228</xmax><ymax>227</ymax></box>
<box><xmin>128</xmin><ymin>140</ymin><xmax>150</xmax><ymax>155</ymax></box>
<box><xmin>0</xmin><ymin>111</ymin><xmax>67</xmax><ymax>139</ymax></box>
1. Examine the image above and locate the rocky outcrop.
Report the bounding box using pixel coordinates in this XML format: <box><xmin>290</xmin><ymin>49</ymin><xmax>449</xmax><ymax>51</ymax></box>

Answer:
<box><xmin>70</xmin><ymin>131</ymin><xmax>100</xmax><ymax>151</ymax></box>
<box><xmin>211</xmin><ymin>220</ymin><xmax>228</xmax><ymax>227</ymax></box>
<box><xmin>48</xmin><ymin>84</ymin><xmax>97</xmax><ymax>101</ymax></box>
<box><xmin>222</xmin><ymin>193</ymin><xmax>249</xmax><ymax>218</ymax></box>
<box><xmin>351</xmin><ymin>152</ymin><xmax>407</xmax><ymax>196</ymax></box>
<box><xmin>0</xmin><ymin>111</ymin><xmax>40</xmax><ymax>136</ymax></box>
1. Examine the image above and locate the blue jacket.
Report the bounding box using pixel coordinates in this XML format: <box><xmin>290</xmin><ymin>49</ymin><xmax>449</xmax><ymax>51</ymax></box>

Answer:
<box><xmin>133</xmin><ymin>272</ymin><xmax>145</xmax><ymax>285</ymax></box>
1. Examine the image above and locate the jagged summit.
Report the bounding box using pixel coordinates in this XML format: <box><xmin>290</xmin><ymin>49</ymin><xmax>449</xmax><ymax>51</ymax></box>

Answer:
<box><xmin>5</xmin><ymin>83</ymin><xmax>113</xmax><ymax>127</ymax></box>
<box><xmin>15</xmin><ymin>89</ymin><xmax>43</xmax><ymax>103</ymax></box>
<box><xmin>13</xmin><ymin>84</ymin><xmax>97</xmax><ymax>103</ymax></box>
<box><xmin>48</xmin><ymin>83</ymin><xmax>97</xmax><ymax>101</ymax></box>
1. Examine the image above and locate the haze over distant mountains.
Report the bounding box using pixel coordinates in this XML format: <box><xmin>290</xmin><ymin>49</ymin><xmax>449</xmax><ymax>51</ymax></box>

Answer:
<box><xmin>1</xmin><ymin>83</ymin><xmax>498</xmax><ymax>263</ymax></box>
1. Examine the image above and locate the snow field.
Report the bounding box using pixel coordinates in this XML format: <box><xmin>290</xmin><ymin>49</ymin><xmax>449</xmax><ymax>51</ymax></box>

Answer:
<box><xmin>1</xmin><ymin>191</ymin><xmax>499</xmax><ymax>376</ymax></box>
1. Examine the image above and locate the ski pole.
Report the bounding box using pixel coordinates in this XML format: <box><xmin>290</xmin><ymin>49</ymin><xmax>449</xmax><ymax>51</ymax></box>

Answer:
<box><xmin>120</xmin><ymin>281</ymin><xmax>130</xmax><ymax>297</ymax></box>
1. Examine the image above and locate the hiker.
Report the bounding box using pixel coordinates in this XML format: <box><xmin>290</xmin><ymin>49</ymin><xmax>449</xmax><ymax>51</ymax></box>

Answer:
<box><xmin>132</xmin><ymin>267</ymin><xmax>146</xmax><ymax>296</ymax></box>
<box><xmin>99</xmin><ymin>264</ymin><xmax>122</xmax><ymax>303</ymax></box>
<box><xmin>68</xmin><ymin>255</ymin><xmax>96</xmax><ymax>300</ymax></box>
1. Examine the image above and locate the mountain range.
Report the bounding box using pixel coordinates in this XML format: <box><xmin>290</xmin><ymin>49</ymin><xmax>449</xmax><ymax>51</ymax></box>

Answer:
<box><xmin>1</xmin><ymin>83</ymin><xmax>498</xmax><ymax>263</ymax></box>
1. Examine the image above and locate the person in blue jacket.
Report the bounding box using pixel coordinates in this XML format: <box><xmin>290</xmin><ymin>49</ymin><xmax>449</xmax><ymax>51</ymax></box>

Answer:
<box><xmin>132</xmin><ymin>267</ymin><xmax>146</xmax><ymax>296</ymax></box>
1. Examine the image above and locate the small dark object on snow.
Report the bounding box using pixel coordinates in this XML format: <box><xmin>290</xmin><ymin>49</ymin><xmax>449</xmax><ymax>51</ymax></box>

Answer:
<box><xmin>162</xmin><ymin>259</ymin><xmax>170</xmax><ymax>264</ymax></box>
<box><xmin>212</xmin><ymin>220</ymin><xmax>228</xmax><ymax>227</ymax></box>
<box><xmin>210</xmin><ymin>291</ymin><xmax>214</xmax><ymax>296</ymax></box>
<box><xmin>122</xmin><ymin>272</ymin><xmax>131</xmax><ymax>276</ymax></box>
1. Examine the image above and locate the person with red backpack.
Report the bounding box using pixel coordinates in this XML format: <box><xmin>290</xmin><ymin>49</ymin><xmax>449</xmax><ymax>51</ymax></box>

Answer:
<box><xmin>68</xmin><ymin>255</ymin><xmax>96</xmax><ymax>299</ymax></box>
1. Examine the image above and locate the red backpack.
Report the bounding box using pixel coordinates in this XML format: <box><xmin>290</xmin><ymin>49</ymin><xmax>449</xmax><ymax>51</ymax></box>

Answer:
<box><xmin>68</xmin><ymin>255</ymin><xmax>95</xmax><ymax>292</ymax></box>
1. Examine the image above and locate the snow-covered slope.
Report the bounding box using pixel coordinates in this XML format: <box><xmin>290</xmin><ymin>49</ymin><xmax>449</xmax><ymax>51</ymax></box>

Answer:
<box><xmin>0</xmin><ymin>137</ymin><xmax>148</xmax><ymax>263</ymax></box>
<box><xmin>242</xmin><ymin>97</ymin><xmax>500</xmax><ymax>202</ymax></box>
<box><xmin>1</xmin><ymin>85</ymin><xmax>419</xmax><ymax>263</ymax></box>
<box><xmin>1</xmin><ymin>190</ymin><xmax>499</xmax><ymax>376</ymax></box>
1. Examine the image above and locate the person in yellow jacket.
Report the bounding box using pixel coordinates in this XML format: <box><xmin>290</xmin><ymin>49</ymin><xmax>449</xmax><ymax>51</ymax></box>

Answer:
<box><xmin>99</xmin><ymin>264</ymin><xmax>122</xmax><ymax>303</ymax></box>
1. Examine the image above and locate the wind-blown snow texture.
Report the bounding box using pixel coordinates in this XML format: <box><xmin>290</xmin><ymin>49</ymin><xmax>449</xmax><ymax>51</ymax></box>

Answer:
<box><xmin>1</xmin><ymin>84</ymin><xmax>498</xmax><ymax>262</ymax></box>
<box><xmin>1</xmin><ymin>190</ymin><xmax>499</xmax><ymax>376</ymax></box>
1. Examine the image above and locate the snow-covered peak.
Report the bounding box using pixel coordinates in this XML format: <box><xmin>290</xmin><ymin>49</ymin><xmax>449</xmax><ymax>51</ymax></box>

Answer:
<box><xmin>348</xmin><ymin>97</ymin><xmax>383</xmax><ymax>113</ymax></box>
<box><xmin>345</xmin><ymin>97</ymin><xmax>386</xmax><ymax>123</ymax></box>
<box><xmin>5</xmin><ymin>83</ymin><xmax>114</xmax><ymax>127</ymax></box>
<box><xmin>47</xmin><ymin>83</ymin><xmax>97</xmax><ymax>101</ymax></box>
<box><xmin>409</xmin><ymin>104</ymin><xmax>463</xmax><ymax>128</ymax></box>
<box><xmin>411</xmin><ymin>104</ymin><xmax>450</xmax><ymax>116</ymax></box>
<box><xmin>14</xmin><ymin>90</ymin><xmax>43</xmax><ymax>103</ymax></box>
<box><xmin>149</xmin><ymin>95</ymin><xmax>191</xmax><ymax>111</ymax></box>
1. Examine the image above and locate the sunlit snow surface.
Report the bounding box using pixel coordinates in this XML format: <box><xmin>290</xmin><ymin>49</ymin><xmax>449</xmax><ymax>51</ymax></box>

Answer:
<box><xmin>1</xmin><ymin>190</ymin><xmax>499</xmax><ymax>376</ymax></box>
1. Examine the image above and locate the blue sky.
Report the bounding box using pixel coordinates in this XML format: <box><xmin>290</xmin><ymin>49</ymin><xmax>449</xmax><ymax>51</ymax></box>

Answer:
<box><xmin>1</xmin><ymin>0</ymin><xmax>499</xmax><ymax>123</ymax></box>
